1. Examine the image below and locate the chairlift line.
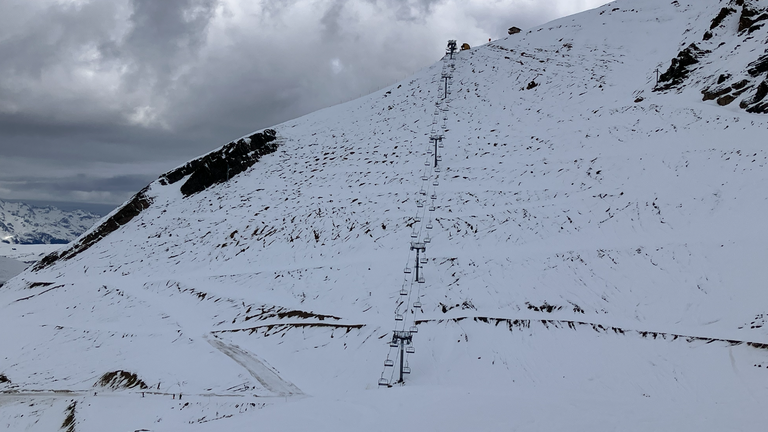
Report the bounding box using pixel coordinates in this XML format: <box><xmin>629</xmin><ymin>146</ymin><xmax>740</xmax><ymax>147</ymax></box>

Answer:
<box><xmin>382</xmin><ymin>40</ymin><xmax>460</xmax><ymax>387</ymax></box>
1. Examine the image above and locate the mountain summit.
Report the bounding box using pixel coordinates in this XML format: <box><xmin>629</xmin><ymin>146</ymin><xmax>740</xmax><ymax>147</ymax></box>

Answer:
<box><xmin>2</xmin><ymin>0</ymin><xmax>768</xmax><ymax>430</ymax></box>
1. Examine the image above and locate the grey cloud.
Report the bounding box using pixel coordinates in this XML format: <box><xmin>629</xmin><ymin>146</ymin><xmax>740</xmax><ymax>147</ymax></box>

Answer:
<box><xmin>115</xmin><ymin>0</ymin><xmax>218</xmax><ymax>91</ymax></box>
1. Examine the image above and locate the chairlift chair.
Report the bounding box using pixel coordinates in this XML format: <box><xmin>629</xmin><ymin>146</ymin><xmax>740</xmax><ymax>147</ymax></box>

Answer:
<box><xmin>403</xmin><ymin>366</ymin><xmax>411</xmax><ymax>374</ymax></box>
<box><xmin>426</xmin><ymin>222</ymin><xmax>433</xmax><ymax>230</ymax></box>
<box><xmin>384</xmin><ymin>359</ymin><xmax>395</xmax><ymax>367</ymax></box>
<box><xmin>417</xmin><ymin>200</ymin><xmax>424</xmax><ymax>208</ymax></box>
<box><xmin>420</xmin><ymin>256</ymin><xmax>428</xmax><ymax>264</ymax></box>
<box><xmin>410</xmin><ymin>231</ymin><xmax>418</xmax><ymax>238</ymax></box>
<box><xmin>439</xmin><ymin>141</ymin><xmax>445</xmax><ymax>148</ymax></box>
<box><xmin>415</xmin><ymin>216</ymin><xmax>421</xmax><ymax>222</ymax></box>
<box><xmin>409</xmin><ymin>325</ymin><xmax>418</xmax><ymax>334</ymax></box>
<box><xmin>406</xmin><ymin>346</ymin><xmax>415</xmax><ymax>354</ymax></box>
<box><xmin>432</xmin><ymin>180</ymin><xmax>439</xmax><ymax>186</ymax></box>
<box><xmin>424</xmin><ymin>236</ymin><xmax>431</xmax><ymax>243</ymax></box>
<box><xmin>390</xmin><ymin>340</ymin><xmax>399</xmax><ymax>347</ymax></box>
<box><xmin>434</xmin><ymin>167</ymin><xmax>441</xmax><ymax>173</ymax></box>
<box><xmin>418</xmin><ymin>277</ymin><xmax>425</xmax><ymax>284</ymax></box>
<box><xmin>430</xmin><ymin>193</ymin><xmax>437</xmax><ymax>200</ymax></box>
<box><xmin>424</xmin><ymin>161</ymin><xmax>430</xmax><ymax>166</ymax></box>
<box><xmin>429</xmin><ymin>205</ymin><xmax>436</xmax><ymax>212</ymax></box>
<box><xmin>395</xmin><ymin>314</ymin><xmax>404</xmax><ymax>321</ymax></box>
<box><xmin>421</xmin><ymin>175</ymin><xmax>429</xmax><ymax>181</ymax></box>
<box><xmin>419</xmin><ymin>189</ymin><xmax>426</xmax><ymax>195</ymax></box>
<box><xmin>404</xmin><ymin>267</ymin><xmax>412</xmax><ymax>274</ymax></box>
<box><xmin>413</xmin><ymin>301</ymin><xmax>422</xmax><ymax>308</ymax></box>
<box><xmin>400</xmin><ymin>288</ymin><xmax>409</xmax><ymax>296</ymax></box>
<box><xmin>379</xmin><ymin>378</ymin><xmax>390</xmax><ymax>386</ymax></box>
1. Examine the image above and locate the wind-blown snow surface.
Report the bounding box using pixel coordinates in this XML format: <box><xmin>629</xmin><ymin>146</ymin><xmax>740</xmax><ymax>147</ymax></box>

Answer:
<box><xmin>3</xmin><ymin>0</ymin><xmax>768</xmax><ymax>430</ymax></box>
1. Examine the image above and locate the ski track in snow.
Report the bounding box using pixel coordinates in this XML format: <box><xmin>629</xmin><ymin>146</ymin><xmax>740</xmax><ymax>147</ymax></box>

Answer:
<box><xmin>206</xmin><ymin>336</ymin><xmax>303</xmax><ymax>397</ymax></box>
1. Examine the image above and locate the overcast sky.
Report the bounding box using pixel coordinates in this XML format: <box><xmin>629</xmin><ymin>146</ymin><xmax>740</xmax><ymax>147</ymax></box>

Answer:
<box><xmin>0</xmin><ymin>0</ymin><xmax>609</xmax><ymax>214</ymax></box>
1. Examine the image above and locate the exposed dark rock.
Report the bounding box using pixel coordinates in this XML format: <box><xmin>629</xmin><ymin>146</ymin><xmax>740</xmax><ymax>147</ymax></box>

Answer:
<box><xmin>717</xmin><ymin>74</ymin><xmax>731</xmax><ymax>85</ymax></box>
<box><xmin>738</xmin><ymin>2</ymin><xmax>768</xmax><ymax>33</ymax></box>
<box><xmin>160</xmin><ymin>129</ymin><xmax>278</xmax><ymax>197</ymax></box>
<box><xmin>526</xmin><ymin>80</ymin><xmax>538</xmax><ymax>90</ymax></box>
<box><xmin>508</xmin><ymin>26</ymin><xmax>522</xmax><ymax>35</ymax></box>
<box><xmin>717</xmin><ymin>94</ymin><xmax>737</xmax><ymax>105</ymax></box>
<box><xmin>711</xmin><ymin>7</ymin><xmax>736</xmax><ymax>29</ymax></box>
<box><xmin>741</xmin><ymin>80</ymin><xmax>768</xmax><ymax>112</ymax></box>
<box><xmin>33</xmin><ymin>187</ymin><xmax>153</xmax><ymax>271</ymax></box>
<box><xmin>94</xmin><ymin>370</ymin><xmax>149</xmax><ymax>390</ymax></box>
<box><xmin>732</xmin><ymin>79</ymin><xmax>750</xmax><ymax>90</ymax></box>
<box><xmin>702</xmin><ymin>31</ymin><xmax>713</xmax><ymax>41</ymax></box>
<box><xmin>702</xmin><ymin>85</ymin><xmax>732</xmax><ymax>101</ymax></box>
<box><xmin>655</xmin><ymin>43</ymin><xmax>710</xmax><ymax>91</ymax></box>
<box><xmin>747</xmin><ymin>54</ymin><xmax>768</xmax><ymax>77</ymax></box>
<box><xmin>62</xmin><ymin>401</ymin><xmax>76</xmax><ymax>432</ymax></box>
<box><xmin>0</xmin><ymin>373</ymin><xmax>9</xmax><ymax>384</ymax></box>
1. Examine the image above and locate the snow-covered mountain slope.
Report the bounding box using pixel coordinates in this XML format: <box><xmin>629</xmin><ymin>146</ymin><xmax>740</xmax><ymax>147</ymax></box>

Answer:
<box><xmin>3</xmin><ymin>0</ymin><xmax>768</xmax><ymax>430</ymax></box>
<box><xmin>0</xmin><ymin>199</ymin><xmax>101</xmax><ymax>245</ymax></box>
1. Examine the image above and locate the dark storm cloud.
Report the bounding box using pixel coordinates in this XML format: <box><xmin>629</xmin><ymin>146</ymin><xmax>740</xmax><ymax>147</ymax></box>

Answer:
<box><xmin>0</xmin><ymin>0</ymin><xmax>608</xmax><ymax>207</ymax></box>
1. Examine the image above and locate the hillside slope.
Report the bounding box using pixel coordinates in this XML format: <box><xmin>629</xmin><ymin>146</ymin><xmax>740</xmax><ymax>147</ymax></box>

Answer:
<box><xmin>2</xmin><ymin>0</ymin><xmax>768</xmax><ymax>430</ymax></box>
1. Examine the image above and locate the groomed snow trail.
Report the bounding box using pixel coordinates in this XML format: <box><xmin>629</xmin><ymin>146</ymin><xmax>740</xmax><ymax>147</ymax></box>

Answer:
<box><xmin>206</xmin><ymin>336</ymin><xmax>303</xmax><ymax>397</ymax></box>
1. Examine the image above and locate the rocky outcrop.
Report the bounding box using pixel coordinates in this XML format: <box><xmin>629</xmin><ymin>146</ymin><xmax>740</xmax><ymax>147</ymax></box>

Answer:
<box><xmin>160</xmin><ymin>129</ymin><xmax>279</xmax><ymax>197</ymax></box>
<box><xmin>736</xmin><ymin>0</ymin><xmax>768</xmax><ymax>33</ymax></box>
<box><xmin>94</xmin><ymin>370</ymin><xmax>148</xmax><ymax>390</ymax></box>
<box><xmin>655</xmin><ymin>43</ymin><xmax>710</xmax><ymax>91</ymax></box>
<box><xmin>33</xmin><ymin>187</ymin><xmax>153</xmax><ymax>271</ymax></box>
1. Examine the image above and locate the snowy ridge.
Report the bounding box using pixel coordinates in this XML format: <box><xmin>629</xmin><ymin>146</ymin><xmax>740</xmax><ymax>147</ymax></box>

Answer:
<box><xmin>3</xmin><ymin>0</ymin><xmax>768</xmax><ymax>430</ymax></box>
<box><xmin>0</xmin><ymin>199</ymin><xmax>101</xmax><ymax>245</ymax></box>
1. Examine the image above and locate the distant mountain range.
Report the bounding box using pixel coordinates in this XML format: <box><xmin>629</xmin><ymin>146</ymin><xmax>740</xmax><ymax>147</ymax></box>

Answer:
<box><xmin>0</xmin><ymin>199</ymin><xmax>102</xmax><ymax>244</ymax></box>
